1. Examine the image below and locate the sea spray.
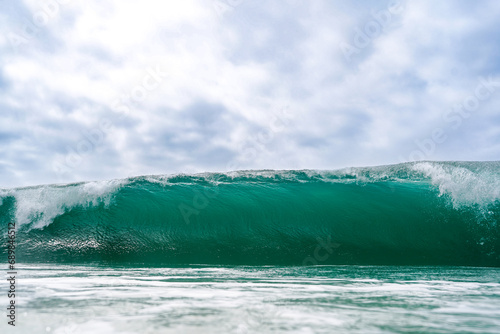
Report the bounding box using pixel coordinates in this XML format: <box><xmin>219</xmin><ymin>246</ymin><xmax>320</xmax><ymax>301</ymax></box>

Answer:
<box><xmin>1</xmin><ymin>161</ymin><xmax>499</xmax><ymax>266</ymax></box>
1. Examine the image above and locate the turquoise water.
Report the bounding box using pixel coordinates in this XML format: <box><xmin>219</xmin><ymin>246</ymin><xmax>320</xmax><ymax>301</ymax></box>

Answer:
<box><xmin>2</xmin><ymin>265</ymin><xmax>500</xmax><ymax>333</ymax></box>
<box><xmin>1</xmin><ymin>161</ymin><xmax>499</xmax><ymax>266</ymax></box>
<box><xmin>1</xmin><ymin>161</ymin><xmax>500</xmax><ymax>332</ymax></box>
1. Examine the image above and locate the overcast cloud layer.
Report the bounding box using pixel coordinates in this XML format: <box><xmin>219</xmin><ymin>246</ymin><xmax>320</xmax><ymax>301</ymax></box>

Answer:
<box><xmin>1</xmin><ymin>0</ymin><xmax>500</xmax><ymax>188</ymax></box>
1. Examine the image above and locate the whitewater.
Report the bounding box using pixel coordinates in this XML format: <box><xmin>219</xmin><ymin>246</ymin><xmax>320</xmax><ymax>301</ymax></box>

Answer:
<box><xmin>1</xmin><ymin>161</ymin><xmax>500</xmax><ymax>333</ymax></box>
<box><xmin>1</xmin><ymin>161</ymin><xmax>499</xmax><ymax>266</ymax></box>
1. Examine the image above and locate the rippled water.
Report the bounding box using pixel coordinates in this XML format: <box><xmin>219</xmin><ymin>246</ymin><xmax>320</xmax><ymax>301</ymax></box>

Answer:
<box><xmin>2</xmin><ymin>265</ymin><xmax>500</xmax><ymax>333</ymax></box>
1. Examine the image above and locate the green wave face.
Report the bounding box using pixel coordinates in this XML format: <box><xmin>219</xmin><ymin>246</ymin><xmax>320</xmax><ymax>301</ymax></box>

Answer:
<box><xmin>1</xmin><ymin>161</ymin><xmax>500</xmax><ymax>266</ymax></box>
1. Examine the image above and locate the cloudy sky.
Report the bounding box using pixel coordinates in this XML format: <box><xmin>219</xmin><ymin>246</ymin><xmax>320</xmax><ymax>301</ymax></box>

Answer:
<box><xmin>1</xmin><ymin>0</ymin><xmax>500</xmax><ymax>188</ymax></box>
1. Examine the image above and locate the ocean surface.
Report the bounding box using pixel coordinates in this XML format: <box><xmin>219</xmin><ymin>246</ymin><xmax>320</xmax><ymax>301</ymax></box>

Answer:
<box><xmin>1</xmin><ymin>161</ymin><xmax>500</xmax><ymax>333</ymax></box>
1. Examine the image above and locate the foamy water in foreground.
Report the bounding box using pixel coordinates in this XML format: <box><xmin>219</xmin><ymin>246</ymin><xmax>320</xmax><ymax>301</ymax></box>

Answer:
<box><xmin>2</xmin><ymin>265</ymin><xmax>500</xmax><ymax>333</ymax></box>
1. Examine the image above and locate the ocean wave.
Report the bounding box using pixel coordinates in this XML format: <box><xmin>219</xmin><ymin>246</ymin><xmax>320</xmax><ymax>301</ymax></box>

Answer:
<box><xmin>1</xmin><ymin>161</ymin><xmax>499</xmax><ymax>266</ymax></box>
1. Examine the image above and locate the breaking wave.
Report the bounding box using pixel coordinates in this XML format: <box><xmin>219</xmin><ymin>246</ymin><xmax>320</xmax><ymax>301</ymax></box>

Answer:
<box><xmin>1</xmin><ymin>161</ymin><xmax>499</xmax><ymax>266</ymax></box>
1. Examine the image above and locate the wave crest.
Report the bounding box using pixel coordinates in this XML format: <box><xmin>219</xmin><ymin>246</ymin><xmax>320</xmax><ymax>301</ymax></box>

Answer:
<box><xmin>1</xmin><ymin>161</ymin><xmax>499</xmax><ymax>266</ymax></box>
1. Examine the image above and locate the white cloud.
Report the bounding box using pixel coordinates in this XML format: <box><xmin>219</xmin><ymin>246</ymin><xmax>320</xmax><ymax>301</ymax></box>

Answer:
<box><xmin>1</xmin><ymin>0</ymin><xmax>500</xmax><ymax>187</ymax></box>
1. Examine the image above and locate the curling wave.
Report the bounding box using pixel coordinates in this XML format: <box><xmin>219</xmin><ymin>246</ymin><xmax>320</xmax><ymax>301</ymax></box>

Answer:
<box><xmin>1</xmin><ymin>161</ymin><xmax>499</xmax><ymax>266</ymax></box>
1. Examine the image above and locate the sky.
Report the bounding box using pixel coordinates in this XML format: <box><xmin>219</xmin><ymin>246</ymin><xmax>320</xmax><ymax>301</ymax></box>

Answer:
<box><xmin>1</xmin><ymin>0</ymin><xmax>500</xmax><ymax>188</ymax></box>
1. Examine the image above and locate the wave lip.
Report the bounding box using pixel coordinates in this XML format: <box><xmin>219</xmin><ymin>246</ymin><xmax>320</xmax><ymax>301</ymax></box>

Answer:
<box><xmin>1</xmin><ymin>161</ymin><xmax>499</xmax><ymax>266</ymax></box>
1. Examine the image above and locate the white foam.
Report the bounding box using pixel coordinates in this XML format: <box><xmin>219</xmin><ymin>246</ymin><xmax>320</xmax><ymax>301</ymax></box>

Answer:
<box><xmin>412</xmin><ymin>162</ymin><xmax>500</xmax><ymax>208</ymax></box>
<box><xmin>0</xmin><ymin>188</ymin><xmax>7</xmax><ymax>206</ymax></box>
<box><xmin>7</xmin><ymin>179</ymin><xmax>127</xmax><ymax>229</ymax></box>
